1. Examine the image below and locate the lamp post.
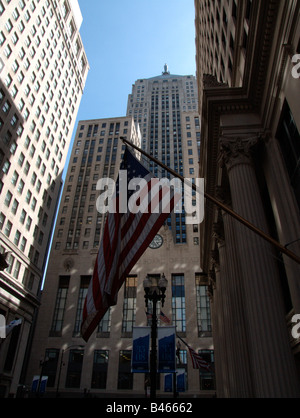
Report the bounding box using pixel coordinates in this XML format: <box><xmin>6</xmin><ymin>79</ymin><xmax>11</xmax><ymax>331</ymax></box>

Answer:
<box><xmin>36</xmin><ymin>355</ymin><xmax>49</xmax><ymax>397</ymax></box>
<box><xmin>143</xmin><ymin>273</ymin><xmax>168</xmax><ymax>399</ymax></box>
<box><xmin>56</xmin><ymin>344</ymin><xmax>84</xmax><ymax>397</ymax></box>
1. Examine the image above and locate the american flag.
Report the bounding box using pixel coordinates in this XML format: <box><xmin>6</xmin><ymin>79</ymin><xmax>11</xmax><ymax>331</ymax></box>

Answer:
<box><xmin>160</xmin><ymin>311</ymin><xmax>171</xmax><ymax>324</ymax></box>
<box><xmin>187</xmin><ymin>346</ymin><xmax>211</xmax><ymax>371</ymax></box>
<box><xmin>177</xmin><ymin>335</ymin><xmax>211</xmax><ymax>371</ymax></box>
<box><xmin>145</xmin><ymin>310</ymin><xmax>171</xmax><ymax>324</ymax></box>
<box><xmin>81</xmin><ymin>147</ymin><xmax>181</xmax><ymax>342</ymax></box>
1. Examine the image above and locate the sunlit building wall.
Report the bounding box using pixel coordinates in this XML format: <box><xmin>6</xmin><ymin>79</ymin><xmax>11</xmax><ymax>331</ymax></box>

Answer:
<box><xmin>0</xmin><ymin>0</ymin><xmax>89</xmax><ymax>397</ymax></box>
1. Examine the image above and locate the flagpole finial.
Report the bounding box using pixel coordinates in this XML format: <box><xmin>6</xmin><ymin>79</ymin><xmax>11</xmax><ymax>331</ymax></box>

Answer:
<box><xmin>162</xmin><ymin>64</ymin><xmax>170</xmax><ymax>75</ymax></box>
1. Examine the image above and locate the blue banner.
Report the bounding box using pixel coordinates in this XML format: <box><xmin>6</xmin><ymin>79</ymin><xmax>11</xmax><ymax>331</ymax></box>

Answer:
<box><xmin>31</xmin><ymin>376</ymin><xmax>48</xmax><ymax>393</ymax></box>
<box><xmin>164</xmin><ymin>370</ymin><xmax>186</xmax><ymax>393</ymax></box>
<box><xmin>131</xmin><ymin>327</ymin><xmax>150</xmax><ymax>373</ymax></box>
<box><xmin>158</xmin><ymin>326</ymin><xmax>176</xmax><ymax>373</ymax></box>
<box><xmin>176</xmin><ymin>369</ymin><xmax>186</xmax><ymax>392</ymax></box>
<box><xmin>164</xmin><ymin>373</ymin><xmax>173</xmax><ymax>392</ymax></box>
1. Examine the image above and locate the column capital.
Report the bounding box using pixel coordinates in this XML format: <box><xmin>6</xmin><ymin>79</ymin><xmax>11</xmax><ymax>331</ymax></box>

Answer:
<box><xmin>208</xmin><ymin>269</ymin><xmax>216</xmax><ymax>286</ymax></box>
<box><xmin>219</xmin><ymin>135</ymin><xmax>260</xmax><ymax>171</ymax></box>
<box><xmin>213</xmin><ymin>220</ymin><xmax>225</xmax><ymax>247</ymax></box>
<box><xmin>210</xmin><ymin>249</ymin><xmax>220</xmax><ymax>270</ymax></box>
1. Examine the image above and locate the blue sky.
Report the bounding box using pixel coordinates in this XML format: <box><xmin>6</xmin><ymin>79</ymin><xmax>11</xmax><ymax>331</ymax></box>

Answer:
<box><xmin>43</xmin><ymin>1</ymin><xmax>196</xmax><ymax>287</ymax></box>
<box><xmin>76</xmin><ymin>0</ymin><xmax>196</xmax><ymax>121</ymax></box>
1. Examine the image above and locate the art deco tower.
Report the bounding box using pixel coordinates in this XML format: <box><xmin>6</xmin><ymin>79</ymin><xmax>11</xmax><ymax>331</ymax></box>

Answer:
<box><xmin>127</xmin><ymin>65</ymin><xmax>201</xmax><ymax>243</ymax></box>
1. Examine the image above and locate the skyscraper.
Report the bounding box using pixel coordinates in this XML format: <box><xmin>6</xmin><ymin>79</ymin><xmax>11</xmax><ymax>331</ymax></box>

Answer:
<box><xmin>195</xmin><ymin>0</ymin><xmax>300</xmax><ymax>397</ymax></box>
<box><xmin>127</xmin><ymin>66</ymin><xmax>201</xmax><ymax>244</ymax></box>
<box><xmin>0</xmin><ymin>0</ymin><xmax>88</xmax><ymax>397</ymax></box>
<box><xmin>26</xmin><ymin>68</ymin><xmax>214</xmax><ymax>397</ymax></box>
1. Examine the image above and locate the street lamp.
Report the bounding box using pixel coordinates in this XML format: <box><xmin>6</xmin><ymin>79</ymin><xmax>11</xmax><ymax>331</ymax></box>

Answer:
<box><xmin>56</xmin><ymin>344</ymin><xmax>84</xmax><ymax>397</ymax></box>
<box><xmin>143</xmin><ymin>273</ymin><xmax>168</xmax><ymax>399</ymax></box>
<box><xmin>36</xmin><ymin>355</ymin><xmax>49</xmax><ymax>397</ymax></box>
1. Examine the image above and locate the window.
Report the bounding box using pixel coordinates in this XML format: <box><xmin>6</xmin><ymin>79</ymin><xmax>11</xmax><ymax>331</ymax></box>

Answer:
<box><xmin>2</xmin><ymin>100</ymin><xmax>11</xmax><ymax>113</ymax></box>
<box><xmin>25</xmin><ymin>189</ymin><xmax>32</xmax><ymax>204</ymax></box>
<box><xmin>97</xmin><ymin>308</ymin><xmax>111</xmax><ymax>334</ymax></box>
<box><xmin>122</xmin><ymin>276</ymin><xmax>137</xmax><ymax>335</ymax></box>
<box><xmin>0</xmin><ymin>212</ymin><xmax>6</xmax><ymax>230</ymax></box>
<box><xmin>0</xmin><ymin>31</ymin><xmax>5</xmax><ymax>46</ymax></box>
<box><xmin>41</xmin><ymin>349</ymin><xmax>59</xmax><ymax>388</ymax></box>
<box><xmin>172</xmin><ymin>274</ymin><xmax>186</xmax><ymax>333</ymax></box>
<box><xmin>20</xmin><ymin>236</ymin><xmax>27</xmax><ymax>252</ymax></box>
<box><xmin>176</xmin><ymin>349</ymin><xmax>188</xmax><ymax>390</ymax></box>
<box><xmin>19</xmin><ymin>209</ymin><xmax>26</xmax><ymax>224</ymax></box>
<box><xmin>22</xmin><ymin>269</ymin><xmax>34</xmax><ymax>290</ymax></box>
<box><xmin>199</xmin><ymin>350</ymin><xmax>215</xmax><ymax>391</ymax></box>
<box><xmin>117</xmin><ymin>350</ymin><xmax>133</xmax><ymax>390</ymax></box>
<box><xmin>4</xmin><ymin>190</ymin><xmax>12</xmax><ymax>207</ymax></box>
<box><xmin>13</xmin><ymin>260</ymin><xmax>21</xmax><ymax>279</ymax></box>
<box><xmin>195</xmin><ymin>274</ymin><xmax>211</xmax><ymax>334</ymax></box>
<box><xmin>50</xmin><ymin>276</ymin><xmax>70</xmax><ymax>336</ymax></box>
<box><xmin>91</xmin><ymin>350</ymin><xmax>109</xmax><ymax>389</ymax></box>
<box><xmin>276</xmin><ymin>100</ymin><xmax>300</xmax><ymax>210</ymax></box>
<box><xmin>6</xmin><ymin>254</ymin><xmax>14</xmax><ymax>274</ymax></box>
<box><xmin>3</xmin><ymin>312</ymin><xmax>22</xmax><ymax>372</ymax></box>
<box><xmin>65</xmin><ymin>349</ymin><xmax>84</xmax><ymax>388</ymax></box>
<box><xmin>4</xmin><ymin>220</ymin><xmax>12</xmax><ymax>237</ymax></box>
<box><xmin>5</xmin><ymin>18</ymin><xmax>13</xmax><ymax>33</ymax></box>
<box><xmin>14</xmin><ymin>230</ymin><xmax>21</xmax><ymax>246</ymax></box>
<box><xmin>2</xmin><ymin>160</ymin><xmax>10</xmax><ymax>174</ymax></box>
<box><xmin>73</xmin><ymin>276</ymin><xmax>90</xmax><ymax>336</ymax></box>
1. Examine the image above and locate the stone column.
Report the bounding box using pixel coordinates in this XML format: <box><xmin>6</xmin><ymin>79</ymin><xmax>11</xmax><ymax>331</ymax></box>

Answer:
<box><xmin>208</xmin><ymin>270</ymin><xmax>221</xmax><ymax>396</ymax></box>
<box><xmin>264</xmin><ymin>136</ymin><xmax>300</xmax><ymax>313</ymax></box>
<box><xmin>221</xmin><ymin>209</ymin><xmax>254</xmax><ymax>397</ymax></box>
<box><xmin>210</xmin><ymin>247</ymin><xmax>230</xmax><ymax>397</ymax></box>
<box><xmin>219</xmin><ymin>135</ymin><xmax>300</xmax><ymax>398</ymax></box>
<box><xmin>215</xmin><ymin>186</ymin><xmax>254</xmax><ymax>397</ymax></box>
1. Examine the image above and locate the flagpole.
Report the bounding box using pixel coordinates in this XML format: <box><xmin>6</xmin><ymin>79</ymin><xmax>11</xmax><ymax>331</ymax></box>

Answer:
<box><xmin>120</xmin><ymin>137</ymin><xmax>300</xmax><ymax>266</ymax></box>
<box><xmin>176</xmin><ymin>334</ymin><xmax>189</xmax><ymax>349</ymax></box>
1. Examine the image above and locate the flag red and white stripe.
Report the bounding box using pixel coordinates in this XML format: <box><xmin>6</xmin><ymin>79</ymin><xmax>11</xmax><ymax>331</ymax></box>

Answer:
<box><xmin>187</xmin><ymin>346</ymin><xmax>211</xmax><ymax>371</ymax></box>
<box><xmin>177</xmin><ymin>335</ymin><xmax>211</xmax><ymax>371</ymax></box>
<box><xmin>160</xmin><ymin>311</ymin><xmax>171</xmax><ymax>324</ymax></box>
<box><xmin>81</xmin><ymin>148</ymin><xmax>181</xmax><ymax>341</ymax></box>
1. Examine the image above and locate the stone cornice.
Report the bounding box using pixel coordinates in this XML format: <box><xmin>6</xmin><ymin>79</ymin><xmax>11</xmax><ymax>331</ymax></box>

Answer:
<box><xmin>199</xmin><ymin>0</ymin><xmax>282</xmax><ymax>273</ymax></box>
<box><xmin>0</xmin><ymin>274</ymin><xmax>40</xmax><ymax>310</ymax></box>
<box><xmin>246</xmin><ymin>0</ymin><xmax>281</xmax><ymax>109</ymax></box>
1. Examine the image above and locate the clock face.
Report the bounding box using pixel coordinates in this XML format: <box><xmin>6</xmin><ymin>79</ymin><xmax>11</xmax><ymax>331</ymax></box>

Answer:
<box><xmin>149</xmin><ymin>234</ymin><xmax>163</xmax><ymax>249</ymax></box>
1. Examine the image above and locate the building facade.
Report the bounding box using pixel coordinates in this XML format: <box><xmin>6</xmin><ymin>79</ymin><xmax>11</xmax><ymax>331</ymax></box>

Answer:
<box><xmin>0</xmin><ymin>0</ymin><xmax>88</xmax><ymax>397</ymax></box>
<box><xmin>195</xmin><ymin>0</ymin><xmax>300</xmax><ymax>397</ymax></box>
<box><xmin>127</xmin><ymin>66</ymin><xmax>201</xmax><ymax>244</ymax></box>
<box><xmin>26</xmin><ymin>69</ymin><xmax>215</xmax><ymax>397</ymax></box>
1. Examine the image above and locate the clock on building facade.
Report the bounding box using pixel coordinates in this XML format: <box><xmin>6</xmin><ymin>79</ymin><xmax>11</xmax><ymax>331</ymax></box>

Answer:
<box><xmin>149</xmin><ymin>234</ymin><xmax>163</xmax><ymax>249</ymax></box>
